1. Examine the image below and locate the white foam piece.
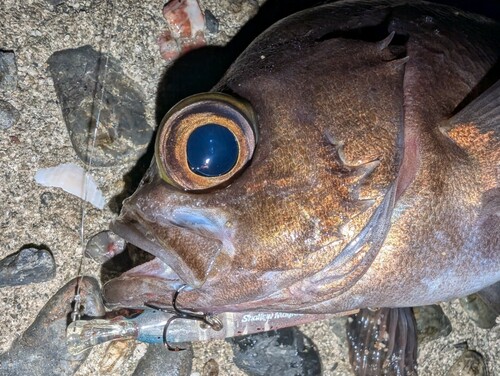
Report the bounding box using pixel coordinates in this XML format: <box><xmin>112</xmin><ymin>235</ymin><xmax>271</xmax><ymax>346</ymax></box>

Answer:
<box><xmin>35</xmin><ymin>163</ymin><xmax>105</xmax><ymax>209</ymax></box>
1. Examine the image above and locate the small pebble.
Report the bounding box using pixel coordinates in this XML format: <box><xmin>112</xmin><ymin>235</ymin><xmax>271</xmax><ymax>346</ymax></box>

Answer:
<box><xmin>45</xmin><ymin>0</ymin><xmax>66</xmax><ymax>6</ymax></box>
<box><xmin>205</xmin><ymin>10</ymin><xmax>219</xmax><ymax>34</ymax></box>
<box><xmin>132</xmin><ymin>343</ymin><xmax>193</xmax><ymax>376</ymax></box>
<box><xmin>413</xmin><ymin>304</ymin><xmax>452</xmax><ymax>344</ymax></box>
<box><xmin>47</xmin><ymin>45</ymin><xmax>153</xmax><ymax>166</ymax></box>
<box><xmin>446</xmin><ymin>350</ymin><xmax>487</xmax><ymax>376</ymax></box>
<box><xmin>0</xmin><ymin>247</ymin><xmax>56</xmax><ymax>287</ymax></box>
<box><xmin>159</xmin><ymin>0</ymin><xmax>206</xmax><ymax>62</ymax></box>
<box><xmin>0</xmin><ymin>277</ymin><xmax>105</xmax><ymax>376</ymax></box>
<box><xmin>0</xmin><ymin>100</ymin><xmax>20</xmax><ymax>129</ymax></box>
<box><xmin>229</xmin><ymin>327</ymin><xmax>321</xmax><ymax>376</ymax></box>
<box><xmin>0</xmin><ymin>50</ymin><xmax>17</xmax><ymax>92</ymax></box>
<box><xmin>202</xmin><ymin>358</ymin><xmax>219</xmax><ymax>376</ymax></box>
<box><xmin>460</xmin><ymin>293</ymin><xmax>498</xmax><ymax>329</ymax></box>
<box><xmin>40</xmin><ymin>191</ymin><xmax>54</xmax><ymax>206</ymax></box>
<box><xmin>85</xmin><ymin>230</ymin><xmax>127</xmax><ymax>263</ymax></box>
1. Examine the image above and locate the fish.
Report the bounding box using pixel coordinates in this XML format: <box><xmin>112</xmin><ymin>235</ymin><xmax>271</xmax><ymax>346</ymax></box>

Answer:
<box><xmin>97</xmin><ymin>0</ymin><xmax>499</xmax><ymax>372</ymax></box>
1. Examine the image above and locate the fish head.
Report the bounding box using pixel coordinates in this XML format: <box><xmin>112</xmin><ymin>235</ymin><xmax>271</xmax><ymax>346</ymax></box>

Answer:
<box><xmin>104</xmin><ymin>13</ymin><xmax>406</xmax><ymax>314</ymax></box>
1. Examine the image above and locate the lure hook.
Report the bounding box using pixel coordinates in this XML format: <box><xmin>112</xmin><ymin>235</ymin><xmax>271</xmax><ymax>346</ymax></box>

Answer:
<box><xmin>145</xmin><ymin>284</ymin><xmax>223</xmax><ymax>351</ymax></box>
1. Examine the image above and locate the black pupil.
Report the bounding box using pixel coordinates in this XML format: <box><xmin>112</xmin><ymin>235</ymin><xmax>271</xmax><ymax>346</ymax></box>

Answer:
<box><xmin>186</xmin><ymin>124</ymin><xmax>239</xmax><ymax>177</ymax></box>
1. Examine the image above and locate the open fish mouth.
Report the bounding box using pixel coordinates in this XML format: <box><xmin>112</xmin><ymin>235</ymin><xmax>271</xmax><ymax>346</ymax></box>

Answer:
<box><xmin>102</xmin><ymin>256</ymin><xmax>184</xmax><ymax>309</ymax></box>
<box><xmin>102</xmin><ymin>207</ymin><xmax>227</xmax><ymax>311</ymax></box>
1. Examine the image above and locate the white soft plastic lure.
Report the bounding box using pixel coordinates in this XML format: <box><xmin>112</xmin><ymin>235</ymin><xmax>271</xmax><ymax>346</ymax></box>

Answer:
<box><xmin>35</xmin><ymin>163</ymin><xmax>105</xmax><ymax>210</ymax></box>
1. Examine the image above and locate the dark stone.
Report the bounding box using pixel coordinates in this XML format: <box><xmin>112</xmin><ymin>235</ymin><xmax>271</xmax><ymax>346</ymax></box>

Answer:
<box><xmin>45</xmin><ymin>0</ymin><xmax>66</xmax><ymax>6</ymax></box>
<box><xmin>132</xmin><ymin>343</ymin><xmax>193</xmax><ymax>376</ymax></box>
<box><xmin>203</xmin><ymin>358</ymin><xmax>219</xmax><ymax>376</ymax></box>
<box><xmin>205</xmin><ymin>9</ymin><xmax>219</xmax><ymax>34</ymax></box>
<box><xmin>446</xmin><ymin>349</ymin><xmax>487</xmax><ymax>376</ymax></box>
<box><xmin>40</xmin><ymin>191</ymin><xmax>54</xmax><ymax>206</ymax></box>
<box><xmin>0</xmin><ymin>277</ymin><xmax>105</xmax><ymax>376</ymax></box>
<box><xmin>0</xmin><ymin>100</ymin><xmax>20</xmax><ymax>129</ymax></box>
<box><xmin>229</xmin><ymin>327</ymin><xmax>322</xmax><ymax>376</ymax></box>
<box><xmin>47</xmin><ymin>45</ymin><xmax>153</xmax><ymax>166</ymax></box>
<box><xmin>413</xmin><ymin>305</ymin><xmax>452</xmax><ymax>344</ymax></box>
<box><xmin>476</xmin><ymin>281</ymin><xmax>500</xmax><ymax>316</ymax></box>
<box><xmin>0</xmin><ymin>50</ymin><xmax>17</xmax><ymax>92</ymax></box>
<box><xmin>0</xmin><ymin>247</ymin><xmax>56</xmax><ymax>287</ymax></box>
<box><xmin>460</xmin><ymin>293</ymin><xmax>498</xmax><ymax>329</ymax></box>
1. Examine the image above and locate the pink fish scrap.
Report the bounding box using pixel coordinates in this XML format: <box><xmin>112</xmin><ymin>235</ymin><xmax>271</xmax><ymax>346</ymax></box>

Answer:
<box><xmin>158</xmin><ymin>0</ymin><xmax>207</xmax><ymax>63</ymax></box>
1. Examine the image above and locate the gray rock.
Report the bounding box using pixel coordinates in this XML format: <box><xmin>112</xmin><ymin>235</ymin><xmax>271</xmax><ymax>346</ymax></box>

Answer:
<box><xmin>205</xmin><ymin>9</ymin><xmax>219</xmax><ymax>34</ymax></box>
<box><xmin>446</xmin><ymin>349</ymin><xmax>487</xmax><ymax>376</ymax></box>
<box><xmin>47</xmin><ymin>45</ymin><xmax>153</xmax><ymax>167</ymax></box>
<box><xmin>0</xmin><ymin>276</ymin><xmax>105</xmax><ymax>376</ymax></box>
<box><xmin>0</xmin><ymin>247</ymin><xmax>56</xmax><ymax>287</ymax></box>
<box><xmin>0</xmin><ymin>100</ymin><xmax>20</xmax><ymax>129</ymax></box>
<box><xmin>229</xmin><ymin>327</ymin><xmax>322</xmax><ymax>376</ymax></box>
<box><xmin>413</xmin><ymin>305</ymin><xmax>452</xmax><ymax>344</ymax></box>
<box><xmin>460</xmin><ymin>293</ymin><xmax>498</xmax><ymax>329</ymax></box>
<box><xmin>202</xmin><ymin>358</ymin><xmax>219</xmax><ymax>376</ymax></box>
<box><xmin>0</xmin><ymin>50</ymin><xmax>17</xmax><ymax>92</ymax></box>
<box><xmin>132</xmin><ymin>343</ymin><xmax>193</xmax><ymax>376</ymax></box>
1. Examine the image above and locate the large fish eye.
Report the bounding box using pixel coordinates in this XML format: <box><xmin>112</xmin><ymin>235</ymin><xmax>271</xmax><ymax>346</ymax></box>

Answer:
<box><xmin>186</xmin><ymin>124</ymin><xmax>239</xmax><ymax>177</ymax></box>
<box><xmin>155</xmin><ymin>93</ymin><xmax>257</xmax><ymax>191</ymax></box>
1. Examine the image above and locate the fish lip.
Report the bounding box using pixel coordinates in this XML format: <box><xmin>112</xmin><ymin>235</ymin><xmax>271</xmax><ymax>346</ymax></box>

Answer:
<box><xmin>102</xmin><ymin>256</ymin><xmax>185</xmax><ymax>310</ymax></box>
<box><xmin>109</xmin><ymin>217</ymin><xmax>174</xmax><ymax>269</ymax></box>
<box><xmin>104</xmin><ymin>217</ymin><xmax>196</xmax><ymax>310</ymax></box>
<box><xmin>108</xmin><ymin>206</ymin><xmax>229</xmax><ymax>292</ymax></box>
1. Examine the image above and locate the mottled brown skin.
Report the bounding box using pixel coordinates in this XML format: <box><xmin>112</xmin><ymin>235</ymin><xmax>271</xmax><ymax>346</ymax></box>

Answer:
<box><xmin>104</xmin><ymin>1</ymin><xmax>500</xmax><ymax>316</ymax></box>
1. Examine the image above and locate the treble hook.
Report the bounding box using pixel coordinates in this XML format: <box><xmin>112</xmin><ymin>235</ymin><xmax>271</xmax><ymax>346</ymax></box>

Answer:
<box><xmin>145</xmin><ymin>285</ymin><xmax>223</xmax><ymax>351</ymax></box>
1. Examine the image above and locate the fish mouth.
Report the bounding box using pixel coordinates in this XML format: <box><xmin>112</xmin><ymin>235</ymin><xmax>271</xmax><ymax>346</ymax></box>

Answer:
<box><xmin>102</xmin><ymin>207</ymin><xmax>228</xmax><ymax>310</ymax></box>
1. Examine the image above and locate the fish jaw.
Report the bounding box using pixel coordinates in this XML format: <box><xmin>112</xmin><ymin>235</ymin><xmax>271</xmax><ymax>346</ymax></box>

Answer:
<box><xmin>106</xmin><ymin>173</ymin><xmax>240</xmax><ymax>295</ymax></box>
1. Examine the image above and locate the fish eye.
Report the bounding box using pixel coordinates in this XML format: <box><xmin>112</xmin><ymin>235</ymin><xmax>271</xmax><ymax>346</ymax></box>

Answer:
<box><xmin>186</xmin><ymin>123</ymin><xmax>239</xmax><ymax>177</ymax></box>
<box><xmin>155</xmin><ymin>93</ymin><xmax>257</xmax><ymax>191</ymax></box>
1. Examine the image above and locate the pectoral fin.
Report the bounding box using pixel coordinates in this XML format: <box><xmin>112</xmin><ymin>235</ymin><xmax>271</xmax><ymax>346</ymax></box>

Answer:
<box><xmin>347</xmin><ymin>307</ymin><xmax>417</xmax><ymax>376</ymax></box>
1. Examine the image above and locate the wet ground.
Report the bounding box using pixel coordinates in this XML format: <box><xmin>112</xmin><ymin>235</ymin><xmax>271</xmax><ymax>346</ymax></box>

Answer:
<box><xmin>1</xmin><ymin>0</ymin><xmax>499</xmax><ymax>375</ymax></box>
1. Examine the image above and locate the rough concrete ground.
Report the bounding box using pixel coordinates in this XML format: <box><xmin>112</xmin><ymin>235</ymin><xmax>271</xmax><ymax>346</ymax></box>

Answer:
<box><xmin>0</xmin><ymin>0</ymin><xmax>499</xmax><ymax>375</ymax></box>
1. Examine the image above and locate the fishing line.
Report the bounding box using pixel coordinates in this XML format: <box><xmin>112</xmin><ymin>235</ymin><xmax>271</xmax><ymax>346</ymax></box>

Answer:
<box><xmin>71</xmin><ymin>0</ymin><xmax>116</xmax><ymax>324</ymax></box>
